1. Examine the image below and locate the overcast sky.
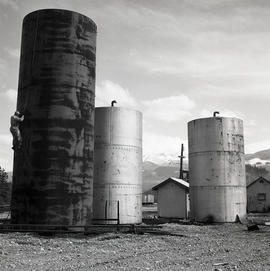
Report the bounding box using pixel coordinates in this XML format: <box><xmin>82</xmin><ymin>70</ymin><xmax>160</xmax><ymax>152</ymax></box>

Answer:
<box><xmin>0</xmin><ymin>0</ymin><xmax>270</xmax><ymax>170</ymax></box>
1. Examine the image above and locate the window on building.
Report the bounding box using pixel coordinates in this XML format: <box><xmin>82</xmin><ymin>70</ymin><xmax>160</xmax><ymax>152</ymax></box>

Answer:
<box><xmin>257</xmin><ymin>193</ymin><xmax>266</xmax><ymax>201</ymax></box>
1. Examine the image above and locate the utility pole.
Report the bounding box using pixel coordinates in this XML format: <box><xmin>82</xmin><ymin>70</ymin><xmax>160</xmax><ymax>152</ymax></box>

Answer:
<box><xmin>178</xmin><ymin>143</ymin><xmax>185</xmax><ymax>179</ymax></box>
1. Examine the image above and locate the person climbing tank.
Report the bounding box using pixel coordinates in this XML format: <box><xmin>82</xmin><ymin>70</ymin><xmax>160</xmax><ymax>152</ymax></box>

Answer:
<box><xmin>10</xmin><ymin>111</ymin><xmax>24</xmax><ymax>150</ymax></box>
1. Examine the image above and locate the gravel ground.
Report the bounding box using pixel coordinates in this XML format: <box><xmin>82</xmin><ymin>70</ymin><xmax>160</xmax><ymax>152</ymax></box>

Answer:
<box><xmin>0</xmin><ymin>223</ymin><xmax>269</xmax><ymax>271</ymax></box>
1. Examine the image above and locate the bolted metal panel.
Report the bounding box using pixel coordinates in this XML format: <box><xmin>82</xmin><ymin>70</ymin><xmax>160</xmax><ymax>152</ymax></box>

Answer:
<box><xmin>11</xmin><ymin>9</ymin><xmax>96</xmax><ymax>225</ymax></box>
<box><xmin>93</xmin><ymin>107</ymin><xmax>142</xmax><ymax>224</ymax></box>
<box><xmin>188</xmin><ymin>117</ymin><xmax>247</xmax><ymax>222</ymax></box>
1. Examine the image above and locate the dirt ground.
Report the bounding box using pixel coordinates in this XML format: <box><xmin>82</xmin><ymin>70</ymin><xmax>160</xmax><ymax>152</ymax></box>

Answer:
<box><xmin>0</xmin><ymin>223</ymin><xmax>269</xmax><ymax>271</ymax></box>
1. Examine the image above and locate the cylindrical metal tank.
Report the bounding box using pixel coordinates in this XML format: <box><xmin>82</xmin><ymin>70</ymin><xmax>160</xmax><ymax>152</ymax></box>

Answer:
<box><xmin>93</xmin><ymin>107</ymin><xmax>142</xmax><ymax>224</ymax></box>
<box><xmin>11</xmin><ymin>9</ymin><xmax>96</xmax><ymax>225</ymax></box>
<box><xmin>188</xmin><ymin>117</ymin><xmax>246</xmax><ymax>222</ymax></box>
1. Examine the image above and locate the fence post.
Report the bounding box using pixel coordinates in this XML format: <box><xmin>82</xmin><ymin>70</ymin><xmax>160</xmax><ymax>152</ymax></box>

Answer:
<box><xmin>105</xmin><ymin>200</ymin><xmax>107</xmax><ymax>220</ymax></box>
<box><xmin>117</xmin><ymin>200</ymin><xmax>120</xmax><ymax>231</ymax></box>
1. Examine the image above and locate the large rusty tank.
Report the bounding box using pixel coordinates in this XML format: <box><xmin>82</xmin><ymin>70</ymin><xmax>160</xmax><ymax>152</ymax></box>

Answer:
<box><xmin>11</xmin><ymin>9</ymin><xmax>96</xmax><ymax>225</ymax></box>
<box><xmin>93</xmin><ymin>106</ymin><xmax>142</xmax><ymax>224</ymax></box>
<box><xmin>188</xmin><ymin>116</ymin><xmax>247</xmax><ymax>222</ymax></box>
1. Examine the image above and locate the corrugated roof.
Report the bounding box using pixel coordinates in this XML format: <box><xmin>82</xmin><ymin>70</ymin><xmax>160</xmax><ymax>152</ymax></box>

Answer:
<box><xmin>152</xmin><ymin>177</ymin><xmax>189</xmax><ymax>191</ymax></box>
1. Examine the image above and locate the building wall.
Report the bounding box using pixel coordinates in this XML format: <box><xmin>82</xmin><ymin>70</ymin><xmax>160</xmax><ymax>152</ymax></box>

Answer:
<box><xmin>247</xmin><ymin>180</ymin><xmax>270</xmax><ymax>212</ymax></box>
<box><xmin>157</xmin><ymin>182</ymin><xmax>188</xmax><ymax>218</ymax></box>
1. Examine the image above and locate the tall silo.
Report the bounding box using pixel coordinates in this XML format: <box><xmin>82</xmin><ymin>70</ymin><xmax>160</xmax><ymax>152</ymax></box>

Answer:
<box><xmin>188</xmin><ymin>116</ymin><xmax>246</xmax><ymax>222</ymax></box>
<box><xmin>11</xmin><ymin>9</ymin><xmax>96</xmax><ymax>225</ymax></box>
<box><xmin>93</xmin><ymin>106</ymin><xmax>142</xmax><ymax>224</ymax></box>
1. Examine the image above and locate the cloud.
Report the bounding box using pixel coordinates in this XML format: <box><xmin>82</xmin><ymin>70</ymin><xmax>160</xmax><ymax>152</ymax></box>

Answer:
<box><xmin>0</xmin><ymin>0</ymin><xmax>18</xmax><ymax>10</ymax></box>
<box><xmin>4</xmin><ymin>88</ymin><xmax>17</xmax><ymax>102</ymax></box>
<box><xmin>199</xmin><ymin>109</ymin><xmax>245</xmax><ymax>119</ymax></box>
<box><xmin>96</xmin><ymin>81</ymin><xmax>193</xmax><ymax>163</ymax></box>
<box><xmin>246</xmin><ymin>158</ymin><xmax>270</xmax><ymax>166</ymax></box>
<box><xmin>196</xmin><ymin>81</ymin><xmax>270</xmax><ymax>101</ymax></box>
<box><xmin>143</xmin><ymin>132</ymin><xmax>187</xmax><ymax>164</ymax></box>
<box><xmin>5</xmin><ymin>48</ymin><xmax>20</xmax><ymax>58</ymax></box>
<box><xmin>142</xmin><ymin>95</ymin><xmax>195</xmax><ymax>122</ymax></box>
<box><xmin>0</xmin><ymin>134</ymin><xmax>12</xmax><ymax>145</ymax></box>
<box><xmin>0</xmin><ymin>58</ymin><xmax>7</xmax><ymax>75</ymax></box>
<box><xmin>96</xmin><ymin>80</ymin><xmax>138</xmax><ymax>108</ymax></box>
<box><xmin>245</xmin><ymin>140</ymin><xmax>270</xmax><ymax>154</ymax></box>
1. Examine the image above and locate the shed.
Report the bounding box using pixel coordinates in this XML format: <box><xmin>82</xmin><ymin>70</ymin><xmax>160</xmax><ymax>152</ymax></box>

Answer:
<box><xmin>152</xmin><ymin>177</ymin><xmax>189</xmax><ymax>218</ymax></box>
<box><xmin>247</xmin><ymin>177</ymin><xmax>270</xmax><ymax>213</ymax></box>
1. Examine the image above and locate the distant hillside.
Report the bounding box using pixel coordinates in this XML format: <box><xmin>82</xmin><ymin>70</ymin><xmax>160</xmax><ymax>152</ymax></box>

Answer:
<box><xmin>142</xmin><ymin>161</ymin><xmax>184</xmax><ymax>193</ymax></box>
<box><xmin>245</xmin><ymin>149</ymin><xmax>270</xmax><ymax>161</ymax></box>
<box><xmin>143</xmin><ymin>161</ymin><xmax>159</xmax><ymax>172</ymax></box>
<box><xmin>4</xmin><ymin>149</ymin><xmax>270</xmax><ymax>192</ymax></box>
<box><xmin>142</xmin><ymin>149</ymin><xmax>270</xmax><ymax>192</ymax></box>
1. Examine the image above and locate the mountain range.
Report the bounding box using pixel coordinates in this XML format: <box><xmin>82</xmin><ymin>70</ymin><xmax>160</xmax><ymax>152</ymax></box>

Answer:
<box><xmin>5</xmin><ymin>149</ymin><xmax>270</xmax><ymax>193</ymax></box>
<box><xmin>245</xmin><ymin>149</ymin><xmax>270</xmax><ymax>165</ymax></box>
<box><xmin>143</xmin><ymin>149</ymin><xmax>270</xmax><ymax>193</ymax></box>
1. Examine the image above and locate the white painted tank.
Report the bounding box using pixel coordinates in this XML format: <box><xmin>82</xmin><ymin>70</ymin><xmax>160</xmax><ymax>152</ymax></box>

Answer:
<box><xmin>188</xmin><ymin>116</ymin><xmax>247</xmax><ymax>222</ymax></box>
<box><xmin>93</xmin><ymin>107</ymin><xmax>142</xmax><ymax>224</ymax></box>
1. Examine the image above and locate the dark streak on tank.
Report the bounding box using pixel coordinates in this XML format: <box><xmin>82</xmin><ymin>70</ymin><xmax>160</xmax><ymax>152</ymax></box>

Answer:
<box><xmin>11</xmin><ymin>9</ymin><xmax>96</xmax><ymax>226</ymax></box>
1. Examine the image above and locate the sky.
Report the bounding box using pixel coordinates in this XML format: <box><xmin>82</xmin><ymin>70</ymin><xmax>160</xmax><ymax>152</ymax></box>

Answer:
<box><xmin>0</xmin><ymin>0</ymin><xmax>270</xmax><ymax>170</ymax></box>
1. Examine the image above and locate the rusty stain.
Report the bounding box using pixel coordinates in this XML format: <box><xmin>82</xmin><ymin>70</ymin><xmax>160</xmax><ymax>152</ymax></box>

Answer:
<box><xmin>11</xmin><ymin>9</ymin><xmax>96</xmax><ymax>225</ymax></box>
<box><xmin>188</xmin><ymin>117</ymin><xmax>247</xmax><ymax>222</ymax></box>
<box><xmin>93</xmin><ymin>107</ymin><xmax>142</xmax><ymax>224</ymax></box>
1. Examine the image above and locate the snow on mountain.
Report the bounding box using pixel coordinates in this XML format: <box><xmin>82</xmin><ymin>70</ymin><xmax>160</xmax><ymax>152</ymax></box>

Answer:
<box><xmin>246</xmin><ymin>158</ymin><xmax>270</xmax><ymax>166</ymax></box>
<box><xmin>245</xmin><ymin>149</ymin><xmax>270</xmax><ymax>166</ymax></box>
<box><xmin>143</xmin><ymin>152</ymin><xmax>180</xmax><ymax>165</ymax></box>
<box><xmin>145</xmin><ymin>149</ymin><xmax>270</xmax><ymax>166</ymax></box>
<box><xmin>143</xmin><ymin>149</ymin><xmax>270</xmax><ymax>192</ymax></box>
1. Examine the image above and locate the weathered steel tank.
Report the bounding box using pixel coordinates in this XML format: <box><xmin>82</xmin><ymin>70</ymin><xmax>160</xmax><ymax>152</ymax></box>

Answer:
<box><xmin>11</xmin><ymin>9</ymin><xmax>96</xmax><ymax>225</ymax></box>
<box><xmin>188</xmin><ymin>116</ymin><xmax>246</xmax><ymax>222</ymax></box>
<box><xmin>93</xmin><ymin>106</ymin><xmax>142</xmax><ymax>224</ymax></box>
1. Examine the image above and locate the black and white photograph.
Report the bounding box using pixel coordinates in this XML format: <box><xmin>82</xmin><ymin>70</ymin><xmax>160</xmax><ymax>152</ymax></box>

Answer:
<box><xmin>0</xmin><ymin>0</ymin><xmax>269</xmax><ymax>270</ymax></box>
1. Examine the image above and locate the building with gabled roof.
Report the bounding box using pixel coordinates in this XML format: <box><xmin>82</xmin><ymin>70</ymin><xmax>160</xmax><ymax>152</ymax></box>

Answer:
<box><xmin>247</xmin><ymin>176</ymin><xmax>270</xmax><ymax>213</ymax></box>
<box><xmin>152</xmin><ymin>177</ymin><xmax>189</xmax><ymax>218</ymax></box>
